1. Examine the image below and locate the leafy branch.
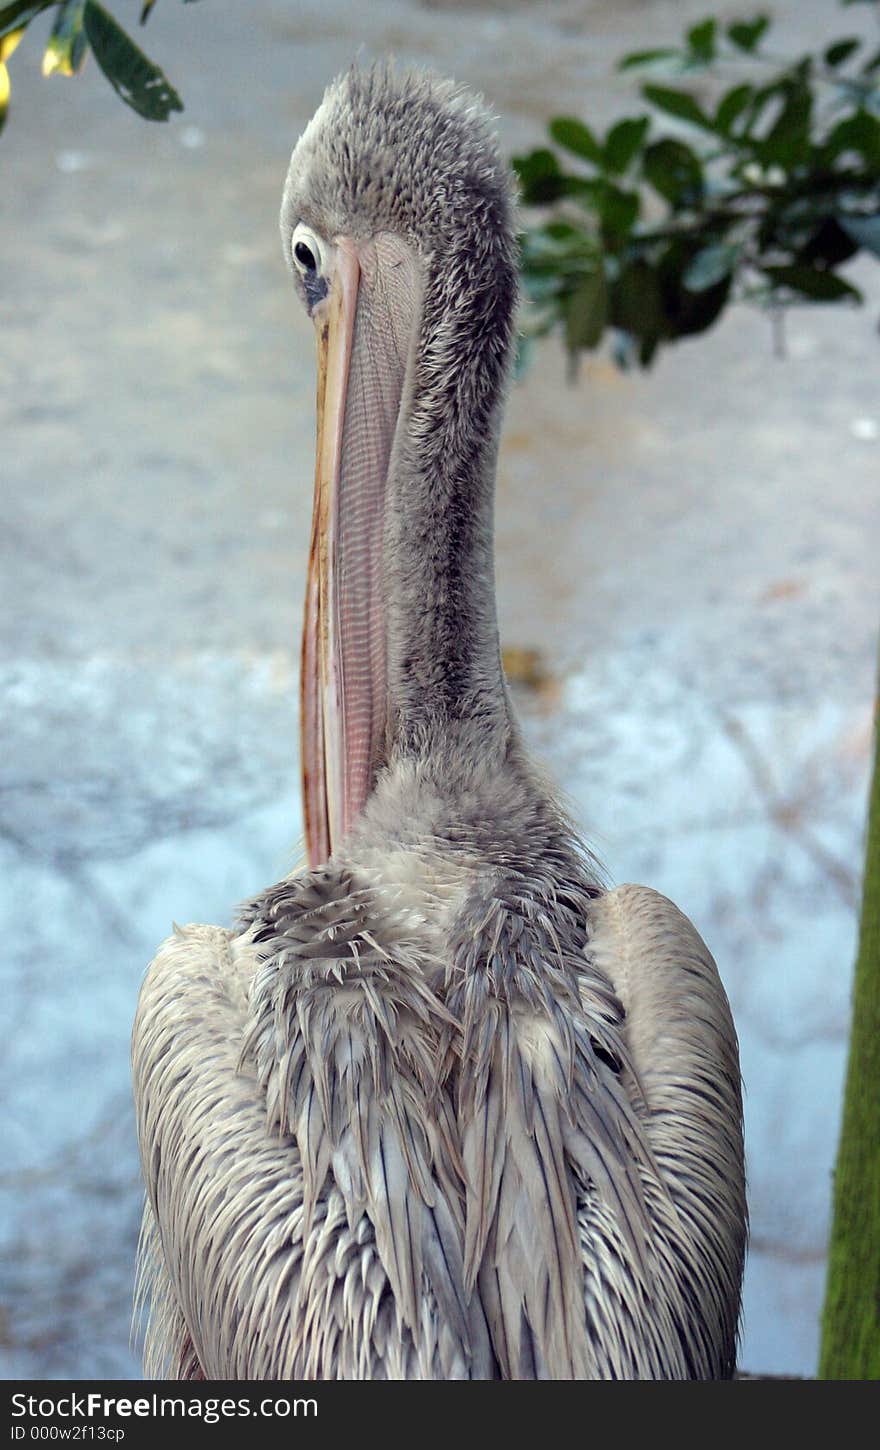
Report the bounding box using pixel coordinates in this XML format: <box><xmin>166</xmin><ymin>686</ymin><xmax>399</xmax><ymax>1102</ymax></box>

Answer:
<box><xmin>514</xmin><ymin>4</ymin><xmax>880</xmax><ymax>371</ymax></box>
<box><xmin>0</xmin><ymin>0</ymin><xmax>197</xmax><ymax>135</ymax></box>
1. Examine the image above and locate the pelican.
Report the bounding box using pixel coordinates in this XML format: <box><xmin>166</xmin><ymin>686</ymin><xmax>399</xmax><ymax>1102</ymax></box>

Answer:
<box><xmin>132</xmin><ymin>63</ymin><xmax>746</xmax><ymax>1380</ymax></box>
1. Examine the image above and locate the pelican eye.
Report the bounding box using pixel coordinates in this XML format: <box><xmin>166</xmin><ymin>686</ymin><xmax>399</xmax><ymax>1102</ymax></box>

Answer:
<box><xmin>291</xmin><ymin>225</ymin><xmax>329</xmax><ymax>311</ymax></box>
<box><xmin>292</xmin><ymin>225</ymin><xmax>326</xmax><ymax>279</ymax></box>
<box><xmin>295</xmin><ymin>240</ymin><xmax>317</xmax><ymax>272</ymax></box>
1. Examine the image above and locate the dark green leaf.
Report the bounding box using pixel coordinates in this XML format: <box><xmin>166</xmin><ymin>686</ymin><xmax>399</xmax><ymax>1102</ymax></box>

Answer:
<box><xmin>548</xmin><ymin>115</ymin><xmax>603</xmax><ymax>165</ymax></box>
<box><xmin>140</xmin><ymin>0</ymin><xmax>156</xmax><ymax>21</ymax></box>
<box><xmin>565</xmin><ymin>268</ymin><xmax>608</xmax><ymax>351</ymax></box>
<box><xmin>513</xmin><ymin>148</ymin><xmax>569</xmax><ymax>204</ymax></box>
<box><xmin>0</xmin><ymin>0</ymin><xmax>49</xmax><ymax>41</ymax></box>
<box><xmin>839</xmin><ymin>214</ymin><xmax>880</xmax><ymax>257</ymax></box>
<box><xmin>618</xmin><ymin>48</ymin><xmax>679</xmax><ymax>71</ymax></box>
<box><xmin>727</xmin><ymin>17</ymin><xmax>770</xmax><ymax>53</ymax></box>
<box><xmin>762</xmin><ymin>264</ymin><xmax>863</xmax><ymax>301</ymax></box>
<box><xmin>595</xmin><ymin>181</ymin><xmax>640</xmax><ymax>239</ymax></box>
<box><xmin>642</xmin><ymin>84</ymin><xmax>713</xmax><ymax>131</ymax></box>
<box><xmin>715</xmin><ymin>83</ymin><xmax>754</xmax><ymax>136</ymax></box>
<box><xmin>83</xmin><ymin>0</ymin><xmax>182</xmax><ymax>120</ymax></box>
<box><xmin>799</xmin><ymin>217</ymin><xmax>859</xmax><ymax>268</ymax></box>
<box><xmin>825</xmin><ymin>39</ymin><xmax>861</xmax><ymax>68</ymax></box>
<box><xmin>740</xmin><ymin>79</ymin><xmax>786</xmax><ymax>139</ymax></box>
<box><xmin>754</xmin><ymin>186</ymin><xmax>835</xmax><ymax>252</ymax></box>
<box><xmin>642</xmin><ymin>137</ymin><xmax>703</xmax><ymax>205</ymax></box>
<box><xmin>611</xmin><ymin>260</ymin><xmax>666</xmax><ymax>364</ymax></box>
<box><xmin>683</xmin><ymin>242</ymin><xmax>739</xmax><ymax>292</ymax></box>
<box><xmin>687</xmin><ymin>19</ymin><xmax>717</xmax><ymax>62</ymax></box>
<box><xmin>758</xmin><ymin>81</ymin><xmax>812</xmax><ymax>166</ymax></box>
<box><xmin>560</xmin><ymin>175</ymin><xmax>609</xmax><ymax>200</ymax></box>
<box><xmin>43</xmin><ymin>1</ymin><xmax>88</xmax><ymax>78</ymax></box>
<box><xmin>825</xmin><ymin>110</ymin><xmax>880</xmax><ymax>166</ymax></box>
<box><xmin>658</xmin><ymin>238</ymin><xmax>733</xmax><ymax>337</ymax></box>
<box><xmin>513</xmin><ymin>148</ymin><xmax>559</xmax><ymax>181</ymax></box>
<box><xmin>603</xmin><ymin>116</ymin><xmax>649</xmax><ymax>174</ymax></box>
<box><xmin>862</xmin><ymin>47</ymin><xmax>880</xmax><ymax>75</ymax></box>
<box><xmin>638</xmin><ymin>334</ymin><xmax>660</xmax><ymax>368</ymax></box>
<box><xmin>0</xmin><ymin>0</ymin><xmax>40</xmax><ymax>22</ymax></box>
<box><xmin>542</xmin><ymin>221</ymin><xmax>588</xmax><ymax>242</ymax></box>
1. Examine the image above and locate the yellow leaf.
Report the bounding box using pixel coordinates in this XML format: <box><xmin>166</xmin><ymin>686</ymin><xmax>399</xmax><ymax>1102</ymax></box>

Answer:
<box><xmin>42</xmin><ymin>39</ymin><xmax>66</xmax><ymax>76</ymax></box>
<box><xmin>0</xmin><ymin>25</ymin><xmax>26</xmax><ymax>64</ymax></box>
<box><xmin>43</xmin><ymin>31</ymin><xmax>81</xmax><ymax>76</ymax></box>
<box><xmin>42</xmin><ymin>0</ymin><xmax>88</xmax><ymax>77</ymax></box>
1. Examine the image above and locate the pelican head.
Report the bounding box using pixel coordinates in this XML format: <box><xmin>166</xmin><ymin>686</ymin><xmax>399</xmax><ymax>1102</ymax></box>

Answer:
<box><xmin>280</xmin><ymin>64</ymin><xmax>519</xmax><ymax>867</ymax></box>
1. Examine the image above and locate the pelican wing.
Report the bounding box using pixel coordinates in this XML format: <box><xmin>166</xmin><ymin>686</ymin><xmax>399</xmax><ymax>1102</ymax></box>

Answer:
<box><xmin>132</xmin><ymin>907</ymin><xmax>494</xmax><ymax>1379</ymax></box>
<box><xmin>451</xmin><ymin>880</ymin><xmax>745</xmax><ymax>1379</ymax></box>
<box><xmin>586</xmin><ymin>884</ymin><xmax>747</xmax><ymax>1370</ymax></box>
<box><xmin>133</xmin><ymin>924</ymin><xmax>308</xmax><ymax>1379</ymax></box>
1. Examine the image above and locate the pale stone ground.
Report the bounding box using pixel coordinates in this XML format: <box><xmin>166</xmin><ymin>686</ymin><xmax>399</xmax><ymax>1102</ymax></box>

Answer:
<box><xmin>1</xmin><ymin>0</ymin><xmax>878</xmax><ymax>1378</ymax></box>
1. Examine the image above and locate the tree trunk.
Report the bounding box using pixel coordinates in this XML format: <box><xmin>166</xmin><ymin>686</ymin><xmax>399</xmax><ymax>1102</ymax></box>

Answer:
<box><xmin>819</xmin><ymin>692</ymin><xmax>880</xmax><ymax>1379</ymax></box>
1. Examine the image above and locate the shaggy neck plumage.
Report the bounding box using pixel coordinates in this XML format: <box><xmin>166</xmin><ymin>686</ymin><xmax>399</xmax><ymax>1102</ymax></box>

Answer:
<box><xmin>382</xmin><ymin>225</ymin><xmax>518</xmax><ymax>775</ymax></box>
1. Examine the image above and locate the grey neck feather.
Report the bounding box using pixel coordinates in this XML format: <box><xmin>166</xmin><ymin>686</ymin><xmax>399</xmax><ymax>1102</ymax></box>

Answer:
<box><xmin>383</xmin><ymin>223</ymin><xmax>518</xmax><ymax>775</ymax></box>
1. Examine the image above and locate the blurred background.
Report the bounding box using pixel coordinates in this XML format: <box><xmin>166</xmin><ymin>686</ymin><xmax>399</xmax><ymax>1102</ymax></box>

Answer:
<box><xmin>1</xmin><ymin>0</ymin><xmax>878</xmax><ymax>1379</ymax></box>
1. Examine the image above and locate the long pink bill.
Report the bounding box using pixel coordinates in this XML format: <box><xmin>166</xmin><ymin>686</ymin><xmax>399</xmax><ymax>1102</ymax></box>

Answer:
<box><xmin>300</xmin><ymin>234</ymin><xmax>417</xmax><ymax>867</ymax></box>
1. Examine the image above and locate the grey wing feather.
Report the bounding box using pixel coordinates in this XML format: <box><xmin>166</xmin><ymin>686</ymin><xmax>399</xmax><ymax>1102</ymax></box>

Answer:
<box><xmin>132</xmin><ymin>918</ymin><xmax>494</xmax><ymax>1380</ymax></box>
<box><xmin>586</xmin><ymin>883</ymin><xmax>747</xmax><ymax>1373</ymax></box>
<box><xmin>132</xmin><ymin>925</ymin><xmax>306</xmax><ymax>1379</ymax></box>
<box><xmin>451</xmin><ymin>880</ymin><xmax>745</xmax><ymax>1380</ymax></box>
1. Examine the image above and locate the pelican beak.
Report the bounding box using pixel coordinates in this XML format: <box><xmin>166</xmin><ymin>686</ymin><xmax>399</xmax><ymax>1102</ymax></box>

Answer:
<box><xmin>300</xmin><ymin>234</ymin><xmax>416</xmax><ymax>867</ymax></box>
<box><xmin>301</xmin><ymin>240</ymin><xmax>360</xmax><ymax>867</ymax></box>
